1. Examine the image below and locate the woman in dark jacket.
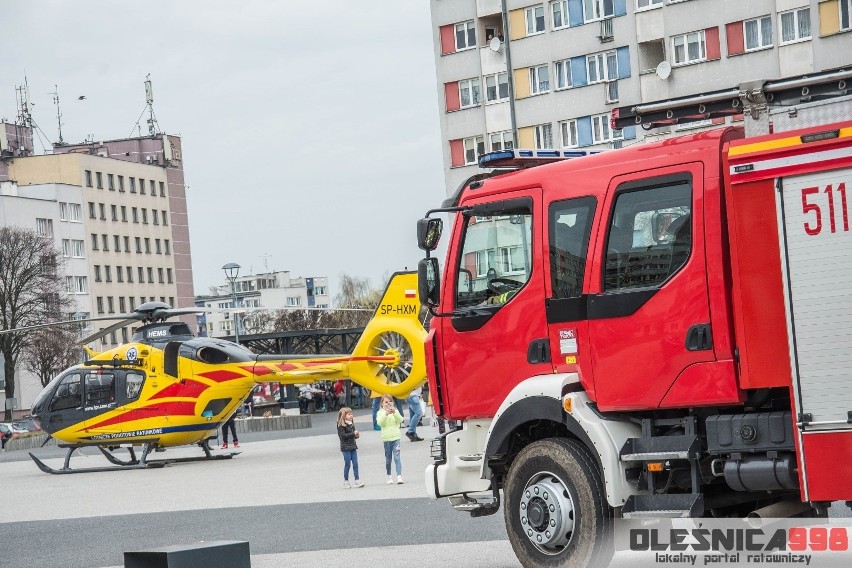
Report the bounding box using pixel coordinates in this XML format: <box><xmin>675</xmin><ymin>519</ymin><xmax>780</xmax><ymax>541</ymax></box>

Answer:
<box><xmin>337</xmin><ymin>407</ymin><xmax>364</xmax><ymax>488</ymax></box>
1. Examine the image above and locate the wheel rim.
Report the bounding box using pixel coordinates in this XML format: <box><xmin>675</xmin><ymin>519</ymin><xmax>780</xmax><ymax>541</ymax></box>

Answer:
<box><xmin>519</xmin><ymin>471</ymin><xmax>575</xmax><ymax>554</ymax></box>
<box><xmin>370</xmin><ymin>331</ymin><xmax>413</xmax><ymax>385</ymax></box>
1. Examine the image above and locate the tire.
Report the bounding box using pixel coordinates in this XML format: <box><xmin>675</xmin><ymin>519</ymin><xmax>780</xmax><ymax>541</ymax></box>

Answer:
<box><xmin>504</xmin><ymin>438</ymin><xmax>613</xmax><ymax>568</ymax></box>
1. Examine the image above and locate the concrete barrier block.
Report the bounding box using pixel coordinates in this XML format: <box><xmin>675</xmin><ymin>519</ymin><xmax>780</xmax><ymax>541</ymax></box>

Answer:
<box><xmin>124</xmin><ymin>540</ymin><xmax>250</xmax><ymax>568</ymax></box>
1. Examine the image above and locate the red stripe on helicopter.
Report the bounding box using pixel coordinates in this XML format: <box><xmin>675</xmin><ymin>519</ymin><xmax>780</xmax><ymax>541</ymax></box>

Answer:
<box><xmin>150</xmin><ymin>379</ymin><xmax>210</xmax><ymax>400</ymax></box>
<box><xmin>245</xmin><ymin>365</ymin><xmax>274</xmax><ymax>376</ymax></box>
<box><xmin>81</xmin><ymin>401</ymin><xmax>197</xmax><ymax>430</ymax></box>
<box><xmin>197</xmin><ymin>370</ymin><xmax>246</xmax><ymax>382</ymax></box>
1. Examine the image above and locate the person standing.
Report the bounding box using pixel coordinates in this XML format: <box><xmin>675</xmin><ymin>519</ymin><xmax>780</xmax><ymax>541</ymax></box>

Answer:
<box><xmin>371</xmin><ymin>387</ymin><xmax>406</xmax><ymax>431</ymax></box>
<box><xmin>336</xmin><ymin>407</ymin><xmax>364</xmax><ymax>488</ymax></box>
<box><xmin>221</xmin><ymin>413</ymin><xmax>239</xmax><ymax>449</ymax></box>
<box><xmin>376</xmin><ymin>394</ymin><xmax>404</xmax><ymax>484</ymax></box>
<box><xmin>405</xmin><ymin>386</ymin><xmax>424</xmax><ymax>442</ymax></box>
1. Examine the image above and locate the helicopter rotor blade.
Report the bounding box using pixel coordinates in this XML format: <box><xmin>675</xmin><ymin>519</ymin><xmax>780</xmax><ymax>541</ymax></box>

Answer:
<box><xmin>0</xmin><ymin>313</ymin><xmax>141</xmax><ymax>337</ymax></box>
<box><xmin>79</xmin><ymin>318</ymin><xmax>140</xmax><ymax>345</ymax></box>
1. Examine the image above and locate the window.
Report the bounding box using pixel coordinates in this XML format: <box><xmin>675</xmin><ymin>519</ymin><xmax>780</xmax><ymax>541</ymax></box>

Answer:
<box><xmin>137</xmin><ymin>267</ymin><xmax>145</xmax><ymax>283</ymax></box>
<box><xmin>164</xmin><ymin>240</ymin><xmax>171</xmax><ymax>255</ymax></box>
<box><xmin>111</xmin><ymin>205</ymin><xmax>118</xmax><ymax>221</ymax></box>
<box><xmin>587</xmin><ymin>51</ymin><xmax>618</xmax><ymax>84</ymax></box>
<box><xmin>59</xmin><ymin>202</ymin><xmax>68</xmax><ymax>221</ymax></box>
<box><xmin>116</xmin><ymin>265</ymin><xmax>124</xmax><ymax>283</ymax></box>
<box><xmin>158</xmin><ymin>268</ymin><xmax>164</xmax><ymax>283</ymax></box>
<box><xmin>127</xmin><ymin>373</ymin><xmax>144</xmax><ymax>401</ymax></box>
<box><xmin>526</xmin><ymin>5</ymin><xmax>545</xmax><ymax>35</ymax></box>
<box><xmin>552</xmin><ymin>1</ymin><xmax>569</xmax><ymax>29</ymax></box>
<box><xmin>147</xmin><ymin>267</ymin><xmax>154</xmax><ymax>283</ymax></box>
<box><xmin>560</xmin><ymin>119</ymin><xmax>578</xmax><ymax>147</ymax></box>
<box><xmin>113</xmin><ymin>235</ymin><xmax>121</xmax><ymax>252</ymax></box>
<box><xmin>68</xmin><ymin>203</ymin><xmax>81</xmax><ymax>222</ymax></box>
<box><xmin>780</xmin><ymin>8</ymin><xmax>810</xmax><ymax>44</ymax></box>
<box><xmin>99</xmin><ymin>203</ymin><xmax>106</xmax><ymax>220</ymax></box>
<box><xmin>637</xmin><ymin>0</ymin><xmax>662</xmax><ymax>9</ymax></box>
<box><xmin>584</xmin><ymin>0</ymin><xmax>614</xmax><ymax>22</ymax></box>
<box><xmin>121</xmin><ymin>206</ymin><xmax>127</xmax><ymax>222</ymax></box>
<box><xmin>135</xmin><ymin>237</ymin><xmax>142</xmax><ymax>253</ymax></box>
<box><xmin>50</xmin><ymin>374</ymin><xmax>82</xmax><ymax>411</ymax></box>
<box><xmin>592</xmin><ymin>113</ymin><xmax>622</xmax><ymax>143</ymax></box>
<box><xmin>91</xmin><ymin>234</ymin><xmax>99</xmax><ymax>251</ymax></box>
<box><xmin>489</xmin><ymin>131</ymin><xmax>514</xmax><ymax>152</ymax></box>
<box><xmin>61</xmin><ymin>239</ymin><xmax>71</xmax><ymax>256</ymax></box>
<box><xmin>129</xmin><ymin>177</ymin><xmax>136</xmax><ymax>193</ymax></box>
<box><xmin>141</xmin><ymin>209</ymin><xmax>148</xmax><ymax>224</ymax></box>
<box><xmin>149</xmin><ymin>180</ymin><xmax>156</xmax><ymax>195</ymax></box>
<box><xmin>672</xmin><ymin>30</ymin><xmax>706</xmax><ymax>64</ymax></box>
<box><xmin>455</xmin><ymin>20</ymin><xmax>476</xmax><ymax>51</ymax></box>
<box><xmin>132</xmin><ymin>207</ymin><xmax>138</xmax><ymax>223</ymax></box>
<box><xmin>167</xmin><ymin>268</ymin><xmax>173</xmax><ymax>284</ymax></box>
<box><xmin>63</xmin><ymin>239</ymin><xmax>85</xmax><ymax>258</ymax></box>
<box><xmin>464</xmin><ymin>135</ymin><xmax>485</xmax><ymax>165</ymax></box>
<box><xmin>85</xmin><ymin>170</ymin><xmax>93</xmax><ymax>187</ymax></box>
<box><xmin>94</xmin><ymin>265</ymin><xmax>102</xmax><ymax>282</ymax></box>
<box><xmin>555</xmin><ymin>59</ymin><xmax>573</xmax><ymax>89</ymax></box>
<box><xmin>459</xmin><ymin>78</ymin><xmax>481</xmax><ymax>108</ymax></box>
<box><xmin>603</xmin><ymin>180</ymin><xmax>691</xmax><ymax>292</ymax></box>
<box><xmin>139</xmin><ymin>178</ymin><xmax>146</xmax><ymax>194</ymax></box>
<box><xmin>123</xmin><ymin>236</ymin><xmax>130</xmax><ymax>252</ymax></box>
<box><xmin>534</xmin><ymin>123</ymin><xmax>554</xmax><ymax>149</ymax></box>
<box><xmin>550</xmin><ymin>196</ymin><xmax>596</xmax><ymax>298</ymax></box>
<box><xmin>286</xmin><ymin>296</ymin><xmax>302</xmax><ymax>306</ymax></box>
<box><xmin>118</xmin><ymin>175</ymin><xmax>125</xmax><ymax>192</ymax></box>
<box><xmin>36</xmin><ymin>218</ymin><xmax>53</xmax><ymax>238</ymax></box>
<box><xmin>844</xmin><ymin>0</ymin><xmax>852</xmax><ymax>30</ymax></box>
<box><xmin>66</xmin><ymin>275</ymin><xmax>87</xmax><ymax>294</ymax></box>
<box><xmin>144</xmin><ymin>238</ymin><xmax>151</xmax><ymax>254</ymax></box>
<box><xmin>127</xmin><ymin>267</ymin><xmax>134</xmax><ymax>283</ymax></box>
<box><xmin>152</xmin><ymin>210</ymin><xmax>159</xmax><ymax>225</ymax></box>
<box><xmin>85</xmin><ymin>372</ymin><xmax>115</xmax><ymax>405</ymax></box>
<box><xmin>159</xmin><ymin>181</ymin><xmax>165</xmax><ymax>196</ymax></box>
<box><xmin>105</xmin><ymin>265</ymin><xmax>112</xmax><ymax>283</ymax></box>
<box><xmin>96</xmin><ymin>297</ymin><xmax>104</xmax><ymax>314</ymax></box>
<box><xmin>95</xmin><ymin>172</ymin><xmax>103</xmax><ymax>189</ymax></box>
<box><xmin>101</xmin><ymin>234</ymin><xmax>109</xmax><ymax>251</ymax></box>
<box><xmin>530</xmin><ymin>64</ymin><xmax>550</xmax><ymax>95</ymax></box>
<box><xmin>456</xmin><ymin>202</ymin><xmax>532</xmax><ymax>308</ymax></box>
<box><xmin>88</xmin><ymin>202</ymin><xmax>96</xmax><ymax>219</ymax></box>
<box><xmin>162</xmin><ymin>211</ymin><xmax>168</xmax><ymax>226</ymax></box>
<box><xmin>485</xmin><ymin>72</ymin><xmax>509</xmax><ymax>102</ymax></box>
<box><xmin>745</xmin><ymin>16</ymin><xmax>772</xmax><ymax>50</ymax></box>
<box><xmin>107</xmin><ymin>174</ymin><xmax>115</xmax><ymax>190</ymax></box>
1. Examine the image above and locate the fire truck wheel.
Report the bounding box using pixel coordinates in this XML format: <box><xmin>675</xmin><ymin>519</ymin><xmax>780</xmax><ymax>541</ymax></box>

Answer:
<box><xmin>504</xmin><ymin>438</ymin><xmax>613</xmax><ymax>568</ymax></box>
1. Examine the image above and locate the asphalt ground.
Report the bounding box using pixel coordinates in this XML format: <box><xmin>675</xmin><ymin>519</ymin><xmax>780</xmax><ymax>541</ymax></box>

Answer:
<box><xmin>1</xmin><ymin>408</ymin><xmax>849</xmax><ymax>568</ymax></box>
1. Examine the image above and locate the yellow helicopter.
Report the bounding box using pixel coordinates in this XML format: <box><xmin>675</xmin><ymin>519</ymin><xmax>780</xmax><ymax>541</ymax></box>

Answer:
<box><xmin>6</xmin><ymin>272</ymin><xmax>426</xmax><ymax>474</ymax></box>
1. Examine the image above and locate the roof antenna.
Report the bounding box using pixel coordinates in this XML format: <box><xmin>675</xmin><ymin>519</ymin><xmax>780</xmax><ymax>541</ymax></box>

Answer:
<box><xmin>50</xmin><ymin>84</ymin><xmax>64</xmax><ymax>145</ymax></box>
<box><xmin>144</xmin><ymin>74</ymin><xmax>160</xmax><ymax>135</ymax></box>
<box><xmin>15</xmin><ymin>78</ymin><xmax>34</xmax><ymax>129</ymax></box>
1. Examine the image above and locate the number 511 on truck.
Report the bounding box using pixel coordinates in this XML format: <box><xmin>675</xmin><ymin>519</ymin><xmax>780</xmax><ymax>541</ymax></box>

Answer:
<box><xmin>414</xmin><ymin>68</ymin><xmax>852</xmax><ymax>568</ymax></box>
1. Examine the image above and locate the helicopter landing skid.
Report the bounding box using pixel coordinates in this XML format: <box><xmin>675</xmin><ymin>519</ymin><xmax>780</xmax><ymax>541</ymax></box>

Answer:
<box><xmin>28</xmin><ymin>441</ymin><xmax>241</xmax><ymax>474</ymax></box>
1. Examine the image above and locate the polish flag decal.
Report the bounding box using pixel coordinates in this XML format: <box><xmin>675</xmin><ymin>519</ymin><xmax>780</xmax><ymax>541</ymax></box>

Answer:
<box><xmin>404</xmin><ymin>289</ymin><xmax>416</xmax><ymax>298</ymax></box>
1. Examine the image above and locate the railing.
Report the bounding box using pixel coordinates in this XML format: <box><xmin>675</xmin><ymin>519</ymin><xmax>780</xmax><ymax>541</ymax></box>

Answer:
<box><xmin>599</xmin><ymin>17</ymin><xmax>614</xmax><ymax>42</ymax></box>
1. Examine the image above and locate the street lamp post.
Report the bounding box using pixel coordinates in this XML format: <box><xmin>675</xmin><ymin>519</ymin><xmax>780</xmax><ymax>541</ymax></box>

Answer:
<box><xmin>222</xmin><ymin>262</ymin><xmax>241</xmax><ymax>345</ymax></box>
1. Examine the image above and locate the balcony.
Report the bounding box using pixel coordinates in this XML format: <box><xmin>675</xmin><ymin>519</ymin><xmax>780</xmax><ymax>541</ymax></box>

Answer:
<box><xmin>599</xmin><ymin>18</ymin><xmax>614</xmax><ymax>42</ymax></box>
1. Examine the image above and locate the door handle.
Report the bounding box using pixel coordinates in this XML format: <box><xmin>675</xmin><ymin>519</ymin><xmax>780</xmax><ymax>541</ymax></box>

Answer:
<box><xmin>685</xmin><ymin>324</ymin><xmax>712</xmax><ymax>351</ymax></box>
<box><xmin>527</xmin><ymin>338</ymin><xmax>551</xmax><ymax>364</ymax></box>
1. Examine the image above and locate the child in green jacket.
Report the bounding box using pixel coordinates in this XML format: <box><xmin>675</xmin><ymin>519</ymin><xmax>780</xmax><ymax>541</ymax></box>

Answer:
<box><xmin>376</xmin><ymin>394</ymin><xmax>404</xmax><ymax>484</ymax></box>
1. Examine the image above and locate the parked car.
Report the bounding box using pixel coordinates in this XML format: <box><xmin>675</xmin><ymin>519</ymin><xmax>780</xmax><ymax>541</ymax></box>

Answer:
<box><xmin>0</xmin><ymin>422</ymin><xmax>28</xmax><ymax>448</ymax></box>
<box><xmin>12</xmin><ymin>418</ymin><xmax>40</xmax><ymax>432</ymax></box>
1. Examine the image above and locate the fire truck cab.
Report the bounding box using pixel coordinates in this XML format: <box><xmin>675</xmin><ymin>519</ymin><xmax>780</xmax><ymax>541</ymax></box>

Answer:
<box><xmin>416</xmin><ymin>69</ymin><xmax>852</xmax><ymax>568</ymax></box>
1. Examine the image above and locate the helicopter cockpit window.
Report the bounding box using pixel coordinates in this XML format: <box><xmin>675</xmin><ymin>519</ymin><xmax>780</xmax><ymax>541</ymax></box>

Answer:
<box><xmin>49</xmin><ymin>373</ymin><xmax>83</xmax><ymax>412</ymax></box>
<box><xmin>84</xmin><ymin>373</ymin><xmax>115</xmax><ymax>406</ymax></box>
<box><xmin>456</xmin><ymin>206</ymin><xmax>533</xmax><ymax>309</ymax></box>
<box><xmin>126</xmin><ymin>372</ymin><xmax>144</xmax><ymax>401</ymax></box>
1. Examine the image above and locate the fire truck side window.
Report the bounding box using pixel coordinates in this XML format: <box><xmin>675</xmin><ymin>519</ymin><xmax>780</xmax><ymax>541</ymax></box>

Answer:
<box><xmin>49</xmin><ymin>373</ymin><xmax>82</xmax><ymax>411</ymax></box>
<box><xmin>456</xmin><ymin>207</ymin><xmax>533</xmax><ymax>308</ymax></box>
<box><xmin>603</xmin><ymin>181</ymin><xmax>691</xmax><ymax>292</ymax></box>
<box><xmin>549</xmin><ymin>197</ymin><xmax>596</xmax><ymax>298</ymax></box>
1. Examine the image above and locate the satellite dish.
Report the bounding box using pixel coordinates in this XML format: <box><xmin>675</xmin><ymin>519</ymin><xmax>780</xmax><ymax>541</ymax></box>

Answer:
<box><xmin>489</xmin><ymin>36</ymin><xmax>503</xmax><ymax>53</ymax></box>
<box><xmin>656</xmin><ymin>61</ymin><xmax>672</xmax><ymax>80</ymax></box>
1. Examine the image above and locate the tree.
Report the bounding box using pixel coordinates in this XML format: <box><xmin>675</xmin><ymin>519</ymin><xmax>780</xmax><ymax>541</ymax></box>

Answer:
<box><xmin>23</xmin><ymin>328</ymin><xmax>81</xmax><ymax>388</ymax></box>
<box><xmin>0</xmin><ymin>227</ymin><xmax>69</xmax><ymax>420</ymax></box>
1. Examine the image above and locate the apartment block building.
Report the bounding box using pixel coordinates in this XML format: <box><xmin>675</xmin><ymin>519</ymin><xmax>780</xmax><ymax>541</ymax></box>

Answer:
<box><xmin>196</xmin><ymin>271</ymin><xmax>330</xmax><ymax>338</ymax></box>
<box><xmin>430</xmin><ymin>0</ymin><xmax>852</xmax><ymax>196</ymax></box>
<box><xmin>0</xmin><ymin>122</ymin><xmax>194</xmax><ymax>408</ymax></box>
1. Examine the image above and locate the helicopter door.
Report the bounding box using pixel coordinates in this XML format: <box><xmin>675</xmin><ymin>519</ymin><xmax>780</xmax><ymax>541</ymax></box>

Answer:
<box><xmin>46</xmin><ymin>372</ymin><xmax>85</xmax><ymax>430</ymax></box>
<box><xmin>80</xmin><ymin>372</ymin><xmax>120</xmax><ymax>437</ymax></box>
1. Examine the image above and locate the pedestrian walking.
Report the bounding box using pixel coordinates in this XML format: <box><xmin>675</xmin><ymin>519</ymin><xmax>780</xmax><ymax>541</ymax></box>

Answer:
<box><xmin>405</xmin><ymin>385</ymin><xmax>424</xmax><ymax>442</ymax></box>
<box><xmin>376</xmin><ymin>394</ymin><xmax>404</xmax><ymax>484</ymax></box>
<box><xmin>221</xmin><ymin>413</ymin><xmax>239</xmax><ymax>449</ymax></box>
<box><xmin>337</xmin><ymin>407</ymin><xmax>364</xmax><ymax>488</ymax></box>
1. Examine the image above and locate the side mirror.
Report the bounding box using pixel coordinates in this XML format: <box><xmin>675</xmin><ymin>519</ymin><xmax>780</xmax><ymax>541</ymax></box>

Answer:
<box><xmin>416</xmin><ymin>218</ymin><xmax>443</xmax><ymax>252</ymax></box>
<box><xmin>418</xmin><ymin>257</ymin><xmax>441</xmax><ymax>308</ymax></box>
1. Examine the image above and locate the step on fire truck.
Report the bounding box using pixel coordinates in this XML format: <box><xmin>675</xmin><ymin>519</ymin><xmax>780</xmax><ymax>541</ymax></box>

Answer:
<box><xmin>415</xmin><ymin>67</ymin><xmax>852</xmax><ymax>567</ymax></box>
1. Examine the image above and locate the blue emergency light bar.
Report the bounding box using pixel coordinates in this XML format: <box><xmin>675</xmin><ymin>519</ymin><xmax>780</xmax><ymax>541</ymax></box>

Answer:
<box><xmin>478</xmin><ymin>148</ymin><xmax>604</xmax><ymax>170</ymax></box>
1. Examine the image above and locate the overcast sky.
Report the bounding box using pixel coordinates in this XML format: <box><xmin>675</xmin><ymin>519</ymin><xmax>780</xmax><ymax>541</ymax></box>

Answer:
<box><xmin>0</xmin><ymin>0</ymin><xmax>445</xmax><ymax>301</ymax></box>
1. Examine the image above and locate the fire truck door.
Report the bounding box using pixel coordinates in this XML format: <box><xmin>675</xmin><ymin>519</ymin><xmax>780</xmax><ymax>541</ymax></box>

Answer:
<box><xmin>776</xmin><ymin>166</ymin><xmax>852</xmax><ymax>502</ymax></box>
<box><xmin>587</xmin><ymin>166</ymin><xmax>716</xmax><ymax>411</ymax></box>
<box><xmin>437</xmin><ymin>189</ymin><xmax>547</xmax><ymax>419</ymax></box>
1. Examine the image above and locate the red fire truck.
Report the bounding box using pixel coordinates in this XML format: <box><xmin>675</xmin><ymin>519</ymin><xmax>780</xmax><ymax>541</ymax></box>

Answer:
<box><xmin>415</xmin><ymin>68</ymin><xmax>852</xmax><ymax>567</ymax></box>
